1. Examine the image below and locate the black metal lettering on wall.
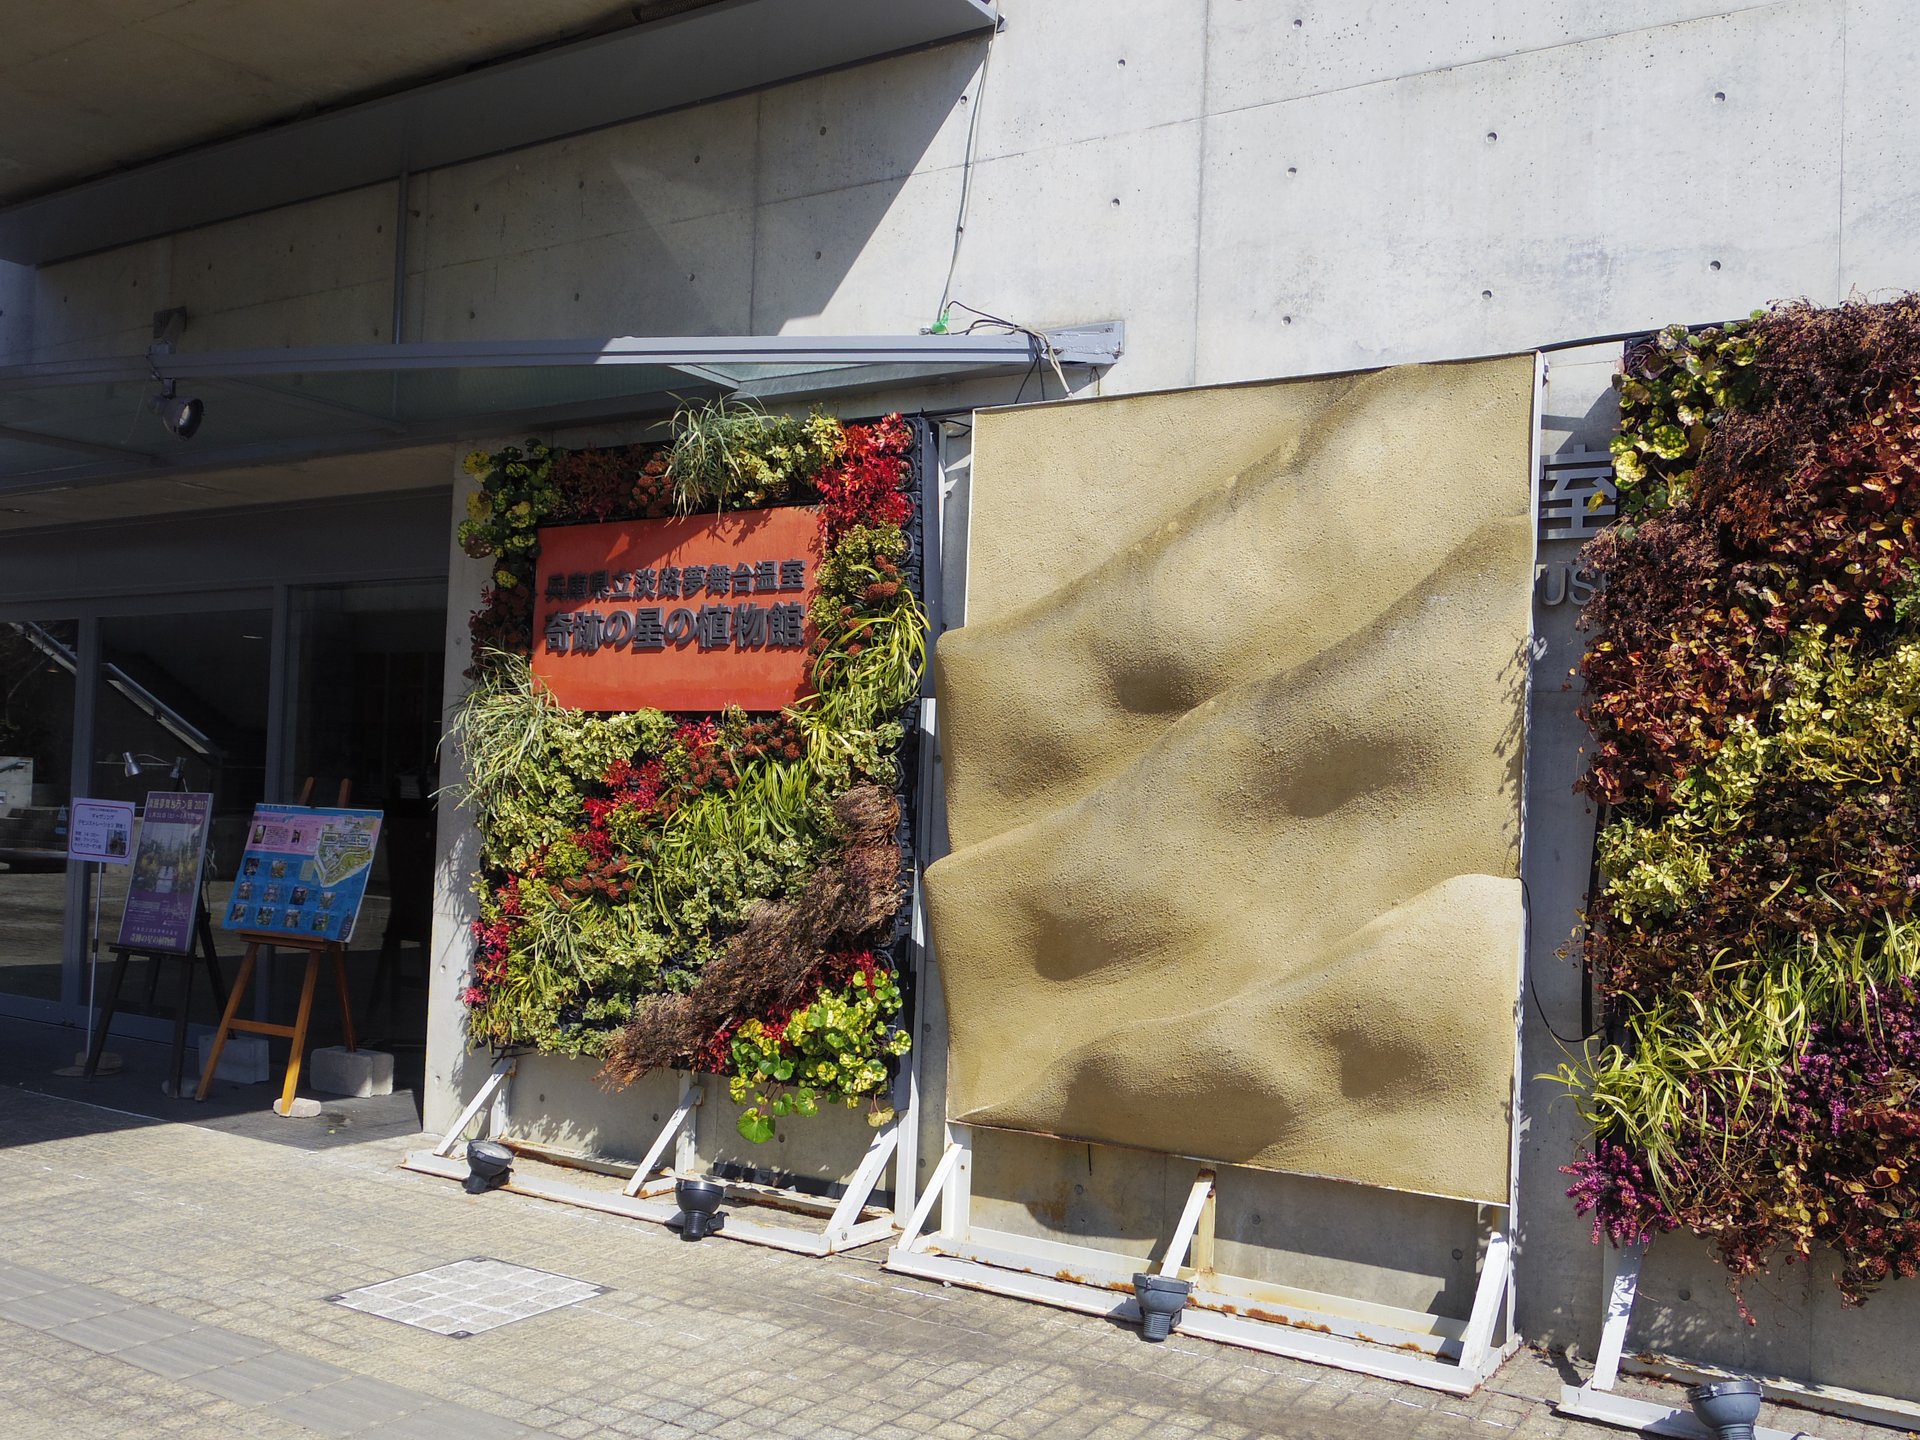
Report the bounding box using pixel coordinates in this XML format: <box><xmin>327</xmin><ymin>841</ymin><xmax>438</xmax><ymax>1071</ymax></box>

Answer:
<box><xmin>543</xmin><ymin>559</ymin><xmax>809</xmax><ymax>656</ymax></box>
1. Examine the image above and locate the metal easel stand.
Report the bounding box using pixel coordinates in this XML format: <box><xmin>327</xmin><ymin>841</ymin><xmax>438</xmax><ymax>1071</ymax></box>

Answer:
<box><xmin>1555</xmin><ymin>1241</ymin><xmax>1911</xmax><ymax>1439</ymax></box>
<box><xmin>885</xmin><ymin>1123</ymin><xmax>1517</xmax><ymax>1395</ymax></box>
<box><xmin>403</xmin><ymin>1057</ymin><xmax>905</xmax><ymax>1255</ymax></box>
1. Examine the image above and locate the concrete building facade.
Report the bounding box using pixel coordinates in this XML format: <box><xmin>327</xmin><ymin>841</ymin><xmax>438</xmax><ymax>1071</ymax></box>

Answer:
<box><xmin>0</xmin><ymin>0</ymin><xmax>1915</xmax><ymax>1411</ymax></box>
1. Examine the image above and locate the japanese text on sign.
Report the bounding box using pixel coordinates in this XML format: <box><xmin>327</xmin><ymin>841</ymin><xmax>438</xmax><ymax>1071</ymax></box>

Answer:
<box><xmin>541</xmin><ymin>556</ymin><xmax>809</xmax><ymax>659</ymax></box>
<box><xmin>530</xmin><ymin>506</ymin><xmax>824</xmax><ymax>712</ymax></box>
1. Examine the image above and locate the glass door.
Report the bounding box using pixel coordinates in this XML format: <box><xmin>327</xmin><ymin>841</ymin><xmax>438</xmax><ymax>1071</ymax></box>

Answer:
<box><xmin>87</xmin><ymin>605</ymin><xmax>273</xmax><ymax>1030</ymax></box>
<box><xmin>0</xmin><ymin>619</ymin><xmax>79</xmax><ymax>1010</ymax></box>
<box><xmin>287</xmin><ymin>580</ymin><xmax>447</xmax><ymax>1046</ymax></box>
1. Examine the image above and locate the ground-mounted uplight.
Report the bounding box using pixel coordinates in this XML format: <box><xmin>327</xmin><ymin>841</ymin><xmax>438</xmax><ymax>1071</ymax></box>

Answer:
<box><xmin>1130</xmin><ymin>1272</ymin><xmax>1192</xmax><ymax>1342</ymax></box>
<box><xmin>1686</xmin><ymin>1378</ymin><xmax>1764</xmax><ymax>1440</ymax></box>
<box><xmin>674</xmin><ymin>1177</ymin><xmax>727</xmax><ymax>1240</ymax></box>
<box><xmin>463</xmin><ymin>1139</ymin><xmax>514</xmax><ymax>1194</ymax></box>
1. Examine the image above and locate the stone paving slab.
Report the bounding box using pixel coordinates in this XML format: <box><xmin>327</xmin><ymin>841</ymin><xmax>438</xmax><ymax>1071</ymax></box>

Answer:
<box><xmin>0</xmin><ymin>1261</ymin><xmax>64</xmax><ymax>1301</ymax></box>
<box><xmin>264</xmin><ymin>1373</ymin><xmax>431</xmax><ymax>1435</ymax></box>
<box><xmin>0</xmin><ymin>1076</ymin><xmax>1881</xmax><ymax>1440</ymax></box>
<box><xmin>0</xmin><ymin>1283</ymin><xmax>134</xmax><ymax>1329</ymax></box>
<box><xmin>46</xmin><ymin>1301</ymin><xmax>201</xmax><ymax>1353</ymax></box>
<box><xmin>117</xmin><ymin>1324</ymin><xmax>276</xmax><ymax>1379</ymax></box>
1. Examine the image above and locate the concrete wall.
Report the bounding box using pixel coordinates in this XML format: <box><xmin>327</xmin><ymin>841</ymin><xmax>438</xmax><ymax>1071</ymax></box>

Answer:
<box><xmin>16</xmin><ymin>0</ymin><xmax>1920</xmax><ymax>1399</ymax></box>
<box><xmin>15</xmin><ymin>1</ymin><xmax>1916</xmax><ymax>389</ymax></box>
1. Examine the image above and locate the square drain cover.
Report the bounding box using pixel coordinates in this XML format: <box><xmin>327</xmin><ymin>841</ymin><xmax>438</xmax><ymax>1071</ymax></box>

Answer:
<box><xmin>329</xmin><ymin>1258</ymin><xmax>607</xmax><ymax>1338</ymax></box>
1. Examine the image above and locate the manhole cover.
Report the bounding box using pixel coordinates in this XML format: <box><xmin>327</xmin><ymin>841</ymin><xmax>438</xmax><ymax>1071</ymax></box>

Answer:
<box><xmin>328</xmin><ymin>1258</ymin><xmax>607</xmax><ymax>1338</ymax></box>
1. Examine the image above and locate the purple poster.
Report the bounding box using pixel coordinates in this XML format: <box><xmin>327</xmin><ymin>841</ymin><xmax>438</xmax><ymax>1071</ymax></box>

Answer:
<box><xmin>115</xmin><ymin>791</ymin><xmax>213</xmax><ymax>954</ymax></box>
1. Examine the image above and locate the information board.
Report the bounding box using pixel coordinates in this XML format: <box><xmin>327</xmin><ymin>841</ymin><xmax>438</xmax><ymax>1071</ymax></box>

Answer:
<box><xmin>68</xmin><ymin>798</ymin><xmax>135</xmax><ymax>864</ymax></box>
<box><xmin>221</xmin><ymin>804</ymin><xmax>383</xmax><ymax>943</ymax></box>
<box><xmin>116</xmin><ymin>791</ymin><xmax>214</xmax><ymax>953</ymax></box>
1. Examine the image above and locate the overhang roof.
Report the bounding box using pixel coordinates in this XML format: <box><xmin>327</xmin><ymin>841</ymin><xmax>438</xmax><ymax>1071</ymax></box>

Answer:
<box><xmin>0</xmin><ymin>326</ymin><xmax>1123</xmax><ymax>504</ymax></box>
<box><xmin>0</xmin><ymin>0</ymin><xmax>998</xmax><ymax>266</ymax></box>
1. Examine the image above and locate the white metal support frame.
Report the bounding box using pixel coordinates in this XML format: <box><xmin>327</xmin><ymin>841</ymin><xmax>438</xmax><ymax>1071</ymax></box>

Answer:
<box><xmin>429</xmin><ymin>1053</ymin><xmax>517</xmax><ymax>1157</ymax></box>
<box><xmin>886</xmin><ymin>1124</ymin><xmax>1519</xmax><ymax>1395</ymax></box>
<box><xmin>406</xmin><ymin>1067</ymin><xmax>903</xmax><ymax>1257</ymax></box>
<box><xmin>1553</xmin><ymin>1240</ymin><xmax>1880</xmax><ymax>1439</ymax></box>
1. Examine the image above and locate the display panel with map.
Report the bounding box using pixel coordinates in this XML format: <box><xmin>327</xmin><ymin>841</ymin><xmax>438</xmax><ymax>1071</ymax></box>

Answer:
<box><xmin>220</xmin><ymin>804</ymin><xmax>383</xmax><ymax>943</ymax></box>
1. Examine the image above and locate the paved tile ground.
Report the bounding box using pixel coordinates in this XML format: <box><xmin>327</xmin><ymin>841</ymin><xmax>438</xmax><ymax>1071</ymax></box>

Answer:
<box><xmin>0</xmin><ymin>1074</ymin><xmax>1869</xmax><ymax>1439</ymax></box>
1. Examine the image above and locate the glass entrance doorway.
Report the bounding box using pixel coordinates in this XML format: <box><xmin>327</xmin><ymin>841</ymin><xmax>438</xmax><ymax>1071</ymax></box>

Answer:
<box><xmin>0</xmin><ymin>619</ymin><xmax>78</xmax><ymax>1008</ymax></box>
<box><xmin>0</xmin><ymin>579</ymin><xmax>448</xmax><ymax>1054</ymax></box>
<box><xmin>287</xmin><ymin>580</ymin><xmax>446</xmax><ymax>1050</ymax></box>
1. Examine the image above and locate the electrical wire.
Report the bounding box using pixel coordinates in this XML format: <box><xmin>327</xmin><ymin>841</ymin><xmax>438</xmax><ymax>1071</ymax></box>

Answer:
<box><xmin>935</xmin><ymin>16</ymin><xmax>999</xmax><ymax>325</ymax></box>
<box><xmin>1013</xmin><ymin>353</ymin><xmax>1041</xmax><ymax>405</ymax></box>
<box><xmin>946</xmin><ymin>300</ymin><xmax>1071</xmax><ymax>397</ymax></box>
<box><xmin>1522</xmin><ymin>876</ymin><xmax>1603</xmax><ymax>1047</ymax></box>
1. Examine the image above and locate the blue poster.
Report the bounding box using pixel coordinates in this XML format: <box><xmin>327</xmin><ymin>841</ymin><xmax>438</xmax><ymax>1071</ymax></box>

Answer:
<box><xmin>222</xmin><ymin>804</ymin><xmax>384</xmax><ymax>944</ymax></box>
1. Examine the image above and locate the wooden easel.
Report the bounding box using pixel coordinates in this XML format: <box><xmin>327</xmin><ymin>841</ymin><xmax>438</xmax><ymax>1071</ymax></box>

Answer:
<box><xmin>195</xmin><ymin>778</ymin><xmax>359</xmax><ymax>1116</ymax></box>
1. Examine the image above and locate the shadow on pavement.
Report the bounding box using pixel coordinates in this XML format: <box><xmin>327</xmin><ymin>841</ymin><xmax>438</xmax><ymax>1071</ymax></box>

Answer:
<box><xmin>0</xmin><ymin>1012</ymin><xmax>424</xmax><ymax>1152</ymax></box>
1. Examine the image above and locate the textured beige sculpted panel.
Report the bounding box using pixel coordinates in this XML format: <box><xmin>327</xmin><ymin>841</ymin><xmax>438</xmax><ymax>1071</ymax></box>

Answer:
<box><xmin>925</xmin><ymin>356</ymin><xmax>1536</xmax><ymax>1203</ymax></box>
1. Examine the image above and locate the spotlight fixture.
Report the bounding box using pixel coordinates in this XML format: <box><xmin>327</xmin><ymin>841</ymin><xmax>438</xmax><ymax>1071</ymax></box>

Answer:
<box><xmin>147</xmin><ymin>381</ymin><xmax>202</xmax><ymax>439</ymax></box>
<box><xmin>463</xmin><ymin>1139</ymin><xmax>514</xmax><ymax>1194</ymax></box>
<box><xmin>1130</xmin><ymin>1272</ymin><xmax>1192</xmax><ymax>1342</ymax></box>
<box><xmin>1686</xmin><ymin>1379</ymin><xmax>1764</xmax><ymax>1440</ymax></box>
<box><xmin>121</xmin><ymin>753</ymin><xmax>186</xmax><ymax>780</ymax></box>
<box><xmin>673</xmin><ymin>1176</ymin><xmax>727</xmax><ymax>1240</ymax></box>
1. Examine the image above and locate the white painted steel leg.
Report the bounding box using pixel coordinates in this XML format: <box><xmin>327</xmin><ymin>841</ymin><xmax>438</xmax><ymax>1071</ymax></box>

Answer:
<box><xmin>488</xmin><ymin>1060</ymin><xmax>514</xmax><ymax>1139</ymax></box>
<box><xmin>892</xmin><ymin>1027</ymin><xmax>920</xmax><ymax>1229</ymax></box>
<box><xmin>942</xmin><ymin>1123</ymin><xmax>973</xmax><ymax>1240</ymax></box>
<box><xmin>623</xmin><ymin>1074</ymin><xmax>702</xmax><ymax>1197</ymax></box>
<box><xmin>1456</xmin><ymin>1229</ymin><xmax>1512</xmax><ymax>1381</ymax></box>
<box><xmin>898</xmin><ymin>1143</ymin><xmax>959</xmax><ymax>1252</ymax></box>
<box><xmin>1589</xmin><ymin>1241</ymin><xmax>1645</xmax><ymax>1392</ymax></box>
<box><xmin>1159</xmin><ymin>1169</ymin><xmax>1217</xmax><ymax>1277</ymax></box>
<box><xmin>824</xmin><ymin>1123</ymin><xmax>901</xmax><ymax>1247</ymax></box>
<box><xmin>672</xmin><ymin>1071</ymin><xmax>701</xmax><ymax>1175</ymax></box>
<box><xmin>432</xmin><ymin>1056</ymin><xmax>515</xmax><ymax>1156</ymax></box>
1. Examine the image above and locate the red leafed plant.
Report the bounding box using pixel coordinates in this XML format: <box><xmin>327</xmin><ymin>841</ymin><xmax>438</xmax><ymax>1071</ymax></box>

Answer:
<box><xmin>814</xmin><ymin>412</ymin><xmax>913</xmax><ymax>540</ymax></box>
<box><xmin>1562</xmin><ymin>296</ymin><xmax>1920</xmax><ymax>1308</ymax></box>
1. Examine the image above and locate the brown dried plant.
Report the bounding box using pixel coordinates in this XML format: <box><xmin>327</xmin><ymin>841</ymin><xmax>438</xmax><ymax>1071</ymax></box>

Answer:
<box><xmin>601</xmin><ymin>784</ymin><xmax>905</xmax><ymax>1086</ymax></box>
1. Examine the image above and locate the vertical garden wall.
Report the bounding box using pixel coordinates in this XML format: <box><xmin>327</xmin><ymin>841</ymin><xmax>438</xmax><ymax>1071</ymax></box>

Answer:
<box><xmin>449</xmin><ymin>405</ymin><xmax>927</xmax><ymax>1146</ymax></box>
<box><xmin>1563</xmin><ymin>296</ymin><xmax>1920</xmax><ymax>1311</ymax></box>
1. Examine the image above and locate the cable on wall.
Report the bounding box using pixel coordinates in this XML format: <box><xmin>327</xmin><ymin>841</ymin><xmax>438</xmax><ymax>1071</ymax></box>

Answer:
<box><xmin>931</xmin><ymin>10</ymin><xmax>1001</xmax><ymax>333</ymax></box>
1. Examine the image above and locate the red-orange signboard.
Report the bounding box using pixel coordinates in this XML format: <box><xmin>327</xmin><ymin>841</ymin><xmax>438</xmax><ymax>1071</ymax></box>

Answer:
<box><xmin>531</xmin><ymin>506</ymin><xmax>823</xmax><ymax>712</ymax></box>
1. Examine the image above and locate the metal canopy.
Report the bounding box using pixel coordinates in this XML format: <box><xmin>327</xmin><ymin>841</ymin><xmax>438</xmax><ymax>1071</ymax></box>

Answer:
<box><xmin>0</xmin><ymin>0</ymin><xmax>998</xmax><ymax>266</ymax></box>
<box><xmin>0</xmin><ymin>327</ymin><xmax>1121</xmax><ymax>496</ymax></box>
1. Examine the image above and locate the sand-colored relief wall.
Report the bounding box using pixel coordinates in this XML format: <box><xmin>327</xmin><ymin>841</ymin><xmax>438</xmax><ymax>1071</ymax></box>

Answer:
<box><xmin>925</xmin><ymin>357</ymin><xmax>1537</xmax><ymax>1204</ymax></box>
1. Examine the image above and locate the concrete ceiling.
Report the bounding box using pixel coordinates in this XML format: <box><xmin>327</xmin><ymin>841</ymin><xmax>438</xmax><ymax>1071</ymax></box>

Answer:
<box><xmin>0</xmin><ymin>443</ymin><xmax>453</xmax><ymax>531</ymax></box>
<box><xmin>0</xmin><ymin>0</ymin><xmax>722</xmax><ymax>206</ymax></box>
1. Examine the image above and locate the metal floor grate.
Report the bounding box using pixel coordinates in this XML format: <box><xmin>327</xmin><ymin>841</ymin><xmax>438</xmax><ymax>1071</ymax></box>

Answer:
<box><xmin>328</xmin><ymin>1258</ymin><xmax>607</xmax><ymax>1339</ymax></box>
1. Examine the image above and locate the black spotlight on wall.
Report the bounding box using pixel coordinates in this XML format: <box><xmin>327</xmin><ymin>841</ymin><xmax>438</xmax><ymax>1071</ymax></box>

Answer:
<box><xmin>1686</xmin><ymin>1379</ymin><xmax>1764</xmax><ymax>1440</ymax></box>
<box><xmin>147</xmin><ymin>381</ymin><xmax>202</xmax><ymax>439</ymax></box>
<box><xmin>673</xmin><ymin>1176</ymin><xmax>727</xmax><ymax>1240</ymax></box>
<box><xmin>463</xmin><ymin>1139</ymin><xmax>514</xmax><ymax>1194</ymax></box>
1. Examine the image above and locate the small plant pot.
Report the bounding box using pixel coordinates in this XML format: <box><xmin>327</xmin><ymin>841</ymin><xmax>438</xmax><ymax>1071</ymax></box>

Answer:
<box><xmin>463</xmin><ymin>1139</ymin><xmax>513</xmax><ymax>1195</ymax></box>
<box><xmin>1686</xmin><ymin>1378</ymin><xmax>1764</xmax><ymax>1440</ymax></box>
<box><xmin>1131</xmin><ymin>1272</ymin><xmax>1192</xmax><ymax>1342</ymax></box>
<box><xmin>674</xmin><ymin>1177</ymin><xmax>727</xmax><ymax>1241</ymax></box>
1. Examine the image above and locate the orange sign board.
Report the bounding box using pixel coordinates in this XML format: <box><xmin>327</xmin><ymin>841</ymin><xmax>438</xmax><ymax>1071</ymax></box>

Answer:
<box><xmin>531</xmin><ymin>506</ymin><xmax>823</xmax><ymax>712</ymax></box>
